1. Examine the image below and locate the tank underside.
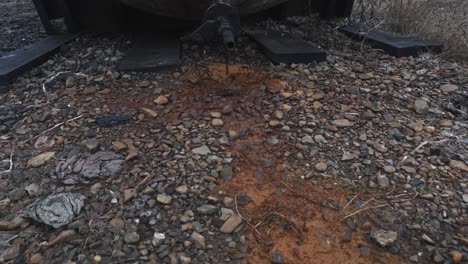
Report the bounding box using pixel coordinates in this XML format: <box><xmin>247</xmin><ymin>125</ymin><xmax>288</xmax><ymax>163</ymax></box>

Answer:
<box><xmin>120</xmin><ymin>0</ymin><xmax>288</xmax><ymax>20</ymax></box>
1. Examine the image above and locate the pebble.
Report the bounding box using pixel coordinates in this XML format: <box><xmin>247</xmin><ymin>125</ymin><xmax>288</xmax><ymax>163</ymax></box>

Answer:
<box><xmin>192</xmin><ymin>146</ymin><xmax>211</xmax><ymax>155</ymax></box>
<box><xmin>272</xmin><ymin>252</ymin><xmax>283</xmax><ymax>264</ymax></box>
<box><xmin>440</xmin><ymin>84</ymin><xmax>459</xmax><ymax>92</ymax></box>
<box><xmin>414</xmin><ymin>97</ymin><xmax>429</xmax><ymax>114</ymax></box>
<box><xmin>449</xmin><ymin>160</ymin><xmax>468</xmax><ymax>172</ymax></box>
<box><xmin>332</xmin><ymin>119</ymin><xmax>353</xmax><ymax>127</ymax></box>
<box><xmin>154</xmin><ymin>95</ymin><xmax>169</xmax><ymax>105</ymax></box>
<box><xmin>301</xmin><ymin>135</ymin><xmax>314</xmax><ymax>144</ymax></box>
<box><xmin>197</xmin><ymin>204</ymin><xmax>218</xmax><ymax>215</ymax></box>
<box><xmin>152</xmin><ymin>232</ymin><xmax>165</xmax><ymax>246</ymax></box>
<box><xmin>377</xmin><ymin>175</ymin><xmax>390</xmax><ymax>188</ymax></box>
<box><xmin>27</xmin><ymin>152</ymin><xmax>55</xmax><ymax>167</ymax></box>
<box><xmin>221</xmin><ymin>165</ymin><xmax>233</xmax><ymax>180</ymax></box>
<box><xmin>212</xmin><ymin>118</ymin><xmax>224</xmax><ymax>126</ymax></box>
<box><xmin>124</xmin><ymin>232</ymin><xmax>140</xmax><ymax>244</ymax></box>
<box><xmin>220</xmin><ymin>213</ymin><xmax>243</xmax><ymax>233</ymax></box>
<box><xmin>176</xmin><ymin>185</ymin><xmax>189</xmax><ymax>194</ymax></box>
<box><xmin>315</xmin><ymin>162</ymin><xmax>327</xmax><ymax>172</ymax></box>
<box><xmin>29</xmin><ymin>253</ymin><xmax>43</xmax><ymax>264</ymax></box>
<box><xmin>191</xmin><ymin>232</ymin><xmax>206</xmax><ymax>249</ymax></box>
<box><xmin>384</xmin><ymin>166</ymin><xmax>396</xmax><ymax>173</ymax></box>
<box><xmin>450</xmin><ymin>251</ymin><xmax>463</xmax><ymax>262</ymax></box>
<box><xmin>157</xmin><ymin>194</ymin><xmax>172</xmax><ymax>204</ymax></box>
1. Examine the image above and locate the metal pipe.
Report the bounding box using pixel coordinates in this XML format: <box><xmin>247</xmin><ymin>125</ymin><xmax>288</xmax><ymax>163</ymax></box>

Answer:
<box><xmin>222</xmin><ymin>29</ymin><xmax>236</xmax><ymax>50</ymax></box>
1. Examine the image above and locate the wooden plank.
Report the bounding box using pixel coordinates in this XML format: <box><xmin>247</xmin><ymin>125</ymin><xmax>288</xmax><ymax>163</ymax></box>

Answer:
<box><xmin>0</xmin><ymin>35</ymin><xmax>76</xmax><ymax>87</ymax></box>
<box><xmin>340</xmin><ymin>24</ymin><xmax>443</xmax><ymax>57</ymax></box>
<box><xmin>245</xmin><ymin>29</ymin><xmax>326</xmax><ymax>64</ymax></box>
<box><xmin>118</xmin><ymin>33</ymin><xmax>181</xmax><ymax>72</ymax></box>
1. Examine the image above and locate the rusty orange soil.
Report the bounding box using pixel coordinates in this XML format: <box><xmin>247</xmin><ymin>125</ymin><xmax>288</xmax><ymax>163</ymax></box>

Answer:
<box><xmin>108</xmin><ymin>63</ymin><xmax>402</xmax><ymax>263</ymax></box>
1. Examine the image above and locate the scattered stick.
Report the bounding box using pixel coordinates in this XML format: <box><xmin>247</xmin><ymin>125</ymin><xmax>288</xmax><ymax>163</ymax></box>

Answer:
<box><xmin>341</xmin><ymin>193</ymin><xmax>360</xmax><ymax>212</ymax></box>
<box><xmin>342</xmin><ymin>204</ymin><xmax>389</xmax><ymax>220</ymax></box>
<box><xmin>42</xmin><ymin>71</ymin><xmax>88</xmax><ymax>101</ymax></box>
<box><xmin>26</xmin><ymin>115</ymin><xmax>83</xmax><ymax>143</ymax></box>
<box><xmin>234</xmin><ymin>194</ymin><xmax>260</xmax><ymax>235</ymax></box>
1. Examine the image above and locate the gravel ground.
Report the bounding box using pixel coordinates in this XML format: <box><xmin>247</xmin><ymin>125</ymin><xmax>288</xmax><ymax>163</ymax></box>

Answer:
<box><xmin>0</xmin><ymin>12</ymin><xmax>468</xmax><ymax>264</ymax></box>
<box><xmin>0</xmin><ymin>0</ymin><xmax>46</xmax><ymax>57</ymax></box>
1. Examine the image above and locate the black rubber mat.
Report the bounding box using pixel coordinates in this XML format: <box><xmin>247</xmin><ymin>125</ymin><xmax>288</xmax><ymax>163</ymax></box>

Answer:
<box><xmin>0</xmin><ymin>34</ymin><xmax>76</xmax><ymax>86</ymax></box>
<box><xmin>118</xmin><ymin>33</ymin><xmax>181</xmax><ymax>72</ymax></box>
<box><xmin>340</xmin><ymin>24</ymin><xmax>443</xmax><ymax>57</ymax></box>
<box><xmin>245</xmin><ymin>29</ymin><xmax>327</xmax><ymax>64</ymax></box>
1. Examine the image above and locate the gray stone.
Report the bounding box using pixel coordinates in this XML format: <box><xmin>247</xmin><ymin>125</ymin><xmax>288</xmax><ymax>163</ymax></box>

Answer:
<box><xmin>463</xmin><ymin>194</ymin><xmax>468</xmax><ymax>203</ymax></box>
<box><xmin>28</xmin><ymin>193</ymin><xmax>85</xmax><ymax>228</ymax></box>
<box><xmin>157</xmin><ymin>194</ymin><xmax>172</xmax><ymax>204</ymax></box>
<box><xmin>192</xmin><ymin>146</ymin><xmax>211</xmax><ymax>155</ymax></box>
<box><xmin>332</xmin><ymin>119</ymin><xmax>353</xmax><ymax>127</ymax></box>
<box><xmin>220</xmin><ymin>213</ymin><xmax>242</xmax><ymax>233</ymax></box>
<box><xmin>377</xmin><ymin>175</ymin><xmax>390</xmax><ymax>188</ymax></box>
<box><xmin>370</xmin><ymin>229</ymin><xmax>397</xmax><ymax>247</ymax></box>
<box><xmin>440</xmin><ymin>84</ymin><xmax>458</xmax><ymax>92</ymax></box>
<box><xmin>56</xmin><ymin>152</ymin><xmax>124</xmax><ymax>179</ymax></box>
<box><xmin>315</xmin><ymin>162</ymin><xmax>327</xmax><ymax>172</ymax></box>
<box><xmin>414</xmin><ymin>97</ymin><xmax>429</xmax><ymax>114</ymax></box>
<box><xmin>28</xmin><ymin>152</ymin><xmax>55</xmax><ymax>167</ymax></box>
<box><xmin>191</xmin><ymin>232</ymin><xmax>206</xmax><ymax>249</ymax></box>
<box><xmin>196</xmin><ymin>204</ymin><xmax>218</xmax><ymax>215</ymax></box>
<box><xmin>220</xmin><ymin>165</ymin><xmax>233</xmax><ymax>180</ymax></box>
<box><xmin>301</xmin><ymin>135</ymin><xmax>314</xmax><ymax>144</ymax></box>
<box><xmin>81</xmin><ymin>139</ymin><xmax>100</xmax><ymax>153</ymax></box>
<box><xmin>124</xmin><ymin>232</ymin><xmax>140</xmax><ymax>244</ymax></box>
<box><xmin>272</xmin><ymin>252</ymin><xmax>283</xmax><ymax>264</ymax></box>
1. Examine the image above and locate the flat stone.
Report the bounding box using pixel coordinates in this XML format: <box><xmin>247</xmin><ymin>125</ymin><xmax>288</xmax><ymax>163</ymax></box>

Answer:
<box><xmin>370</xmin><ymin>229</ymin><xmax>398</xmax><ymax>247</ymax></box>
<box><xmin>196</xmin><ymin>204</ymin><xmax>218</xmax><ymax>215</ymax></box>
<box><xmin>57</xmin><ymin>152</ymin><xmax>124</xmax><ymax>179</ymax></box>
<box><xmin>341</xmin><ymin>152</ymin><xmax>356</xmax><ymax>161</ymax></box>
<box><xmin>192</xmin><ymin>146</ymin><xmax>211</xmax><ymax>155</ymax></box>
<box><xmin>154</xmin><ymin>96</ymin><xmax>169</xmax><ymax>105</ymax></box>
<box><xmin>449</xmin><ymin>160</ymin><xmax>468</xmax><ymax>172</ymax></box>
<box><xmin>212</xmin><ymin>118</ymin><xmax>224</xmax><ymax>126</ymax></box>
<box><xmin>220</xmin><ymin>165</ymin><xmax>233</xmax><ymax>180</ymax></box>
<box><xmin>332</xmin><ymin>119</ymin><xmax>353</xmax><ymax>127</ymax></box>
<box><xmin>440</xmin><ymin>84</ymin><xmax>458</xmax><ymax>92</ymax></box>
<box><xmin>377</xmin><ymin>175</ymin><xmax>390</xmax><ymax>188</ymax></box>
<box><xmin>220</xmin><ymin>213</ymin><xmax>243</xmax><ymax>233</ymax></box>
<box><xmin>384</xmin><ymin>166</ymin><xmax>395</xmax><ymax>173</ymax></box>
<box><xmin>157</xmin><ymin>194</ymin><xmax>172</xmax><ymax>205</ymax></box>
<box><xmin>462</xmin><ymin>194</ymin><xmax>468</xmax><ymax>203</ymax></box>
<box><xmin>176</xmin><ymin>185</ymin><xmax>188</xmax><ymax>194</ymax></box>
<box><xmin>34</xmin><ymin>136</ymin><xmax>55</xmax><ymax>148</ymax></box>
<box><xmin>28</xmin><ymin>193</ymin><xmax>85</xmax><ymax>228</ymax></box>
<box><xmin>124</xmin><ymin>232</ymin><xmax>140</xmax><ymax>244</ymax></box>
<box><xmin>28</xmin><ymin>152</ymin><xmax>55</xmax><ymax>167</ymax></box>
<box><xmin>191</xmin><ymin>232</ymin><xmax>206</xmax><ymax>249</ymax></box>
<box><xmin>414</xmin><ymin>98</ymin><xmax>429</xmax><ymax>114</ymax></box>
<box><xmin>141</xmin><ymin>108</ymin><xmax>158</xmax><ymax>118</ymax></box>
<box><xmin>81</xmin><ymin>139</ymin><xmax>100</xmax><ymax>153</ymax></box>
<box><xmin>301</xmin><ymin>135</ymin><xmax>314</xmax><ymax>144</ymax></box>
<box><xmin>315</xmin><ymin>162</ymin><xmax>328</xmax><ymax>172</ymax></box>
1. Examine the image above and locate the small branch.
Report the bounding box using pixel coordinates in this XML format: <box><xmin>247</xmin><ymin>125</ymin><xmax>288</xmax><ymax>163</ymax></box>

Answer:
<box><xmin>234</xmin><ymin>194</ymin><xmax>260</xmax><ymax>235</ymax></box>
<box><xmin>342</xmin><ymin>204</ymin><xmax>389</xmax><ymax>220</ymax></box>
<box><xmin>26</xmin><ymin>115</ymin><xmax>83</xmax><ymax>143</ymax></box>
<box><xmin>341</xmin><ymin>193</ymin><xmax>360</xmax><ymax>212</ymax></box>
